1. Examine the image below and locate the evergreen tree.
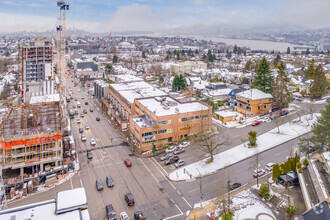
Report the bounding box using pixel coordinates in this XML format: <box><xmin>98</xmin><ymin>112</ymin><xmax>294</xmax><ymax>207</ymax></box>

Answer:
<box><xmin>272</xmin><ymin>62</ymin><xmax>292</xmax><ymax>109</ymax></box>
<box><xmin>233</xmin><ymin>44</ymin><xmax>238</xmax><ymax>54</ymax></box>
<box><xmin>178</xmin><ymin>74</ymin><xmax>187</xmax><ymax>90</ymax></box>
<box><xmin>195</xmin><ymin>49</ymin><xmax>199</xmax><ymax>54</ymax></box>
<box><xmin>252</xmin><ymin>58</ymin><xmax>274</xmax><ymax>93</ymax></box>
<box><xmin>142</xmin><ymin>51</ymin><xmax>146</xmax><ymax>58</ymax></box>
<box><xmin>172</xmin><ymin>75</ymin><xmax>179</xmax><ymax>91</ymax></box>
<box><xmin>207</xmin><ymin>49</ymin><xmax>214</xmax><ymax>62</ymax></box>
<box><xmin>272</xmin><ymin>164</ymin><xmax>280</xmax><ymax>182</ymax></box>
<box><xmin>243</xmin><ymin>51</ymin><xmax>247</xmax><ymax>56</ymax></box>
<box><xmin>273</xmin><ymin>54</ymin><xmax>281</xmax><ymax>67</ymax></box>
<box><xmin>306</xmin><ymin>48</ymin><xmax>310</xmax><ymax>55</ymax></box>
<box><xmin>287</xmin><ymin>47</ymin><xmax>291</xmax><ymax>54</ymax></box>
<box><xmin>310</xmin><ymin>65</ymin><xmax>327</xmax><ymax>99</ymax></box>
<box><xmin>176</xmin><ymin>51</ymin><xmax>180</xmax><ymax>60</ymax></box>
<box><xmin>311</xmin><ymin>102</ymin><xmax>330</xmax><ymax>153</ymax></box>
<box><xmin>305</xmin><ymin>59</ymin><xmax>315</xmax><ymax>79</ymax></box>
<box><xmin>244</xmin><ymin>59</ymin><xmax>253</xmax><ymax>72</ymax></box>
<box><xmin>159</xmin><ymin>75</ymin><xmax>164</xmax><ymax>83</ymax></box>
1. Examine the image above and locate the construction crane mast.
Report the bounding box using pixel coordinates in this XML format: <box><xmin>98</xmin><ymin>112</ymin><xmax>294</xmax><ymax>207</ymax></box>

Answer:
<box><xmin>56</xmin><ymin>1</ymin><xmax>69</xmax><ymax>103</ymax></box>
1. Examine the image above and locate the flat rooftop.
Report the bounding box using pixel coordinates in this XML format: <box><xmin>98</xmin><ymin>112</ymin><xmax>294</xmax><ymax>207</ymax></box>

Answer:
<box><xmin>0</xmin><ymin>188</ymin><xmax>89</xmax><ymax>220</ymax></box>
<box><xmin>137</xmin><ymin>97</ymin><xmax>209</xmax><ymax>117</ymax></box>
<box><xmin>110</xmin><ymin>81</ymin><xmax>167</xmax><ymax>104</ymax></box>
<box><xmin>115</xmin><ymin>74</ymin><xmax>143</xmax><ymax>82</ymax></box>
<box><xmin>236</xmin><ymin>89</ymin><xmax>272</xmax><ymax>100</ymax></box>
<box><xmin>0</xmin><ymin>102</ymin><xmax>62</xmax><ymax>138</ymax></box>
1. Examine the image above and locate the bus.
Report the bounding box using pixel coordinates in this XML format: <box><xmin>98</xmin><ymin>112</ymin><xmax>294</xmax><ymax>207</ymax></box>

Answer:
<box><xmin>69</xmin><ymin>109</ymin><xmax>74</xmax><ymax>119</ymax></box>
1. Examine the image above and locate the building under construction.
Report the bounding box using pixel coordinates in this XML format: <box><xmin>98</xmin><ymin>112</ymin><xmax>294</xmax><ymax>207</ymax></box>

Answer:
<box><xmin>0</xmin><ymin>101</ymin><xmax>64</xmax><ymax>180</ymax></box>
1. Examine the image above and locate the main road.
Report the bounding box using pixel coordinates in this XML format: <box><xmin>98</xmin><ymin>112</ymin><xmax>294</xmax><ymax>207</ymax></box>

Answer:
<box><xmin>7</xmin><ymin>75</ymin><xmax>326</xmax><ymax>220</ymax></box>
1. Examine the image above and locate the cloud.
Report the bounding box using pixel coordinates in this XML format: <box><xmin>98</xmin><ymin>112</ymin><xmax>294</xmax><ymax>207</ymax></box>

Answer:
<box><xmin>0</xmin><ymin>12</ymin><xmax>99</xmax><ymax>33</ymax></box>
<box><xmin>2</xmin><ymin>0</ymin><xmax>20</xmax><ymax>6</ymax></box>
<box><xmin>102</xmin><ymin>4</ymin><xmax>164</xmax><ymax>32</ymax></box>
<box><xmin>275</xmin><ymin>0</ymin><xmax>330</xmax><ymax>28</ymax></box>
<box><xmin>192</xmin><ymin>0</ymin><xmax>215</xmax><ymax>5</ymax></box>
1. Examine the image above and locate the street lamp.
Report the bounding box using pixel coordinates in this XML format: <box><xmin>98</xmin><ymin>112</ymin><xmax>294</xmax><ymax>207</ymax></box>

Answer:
<box><xmin>196</xmin><ymin>168</ymin><xmax>203</xmax><ymax>208</ymax></box>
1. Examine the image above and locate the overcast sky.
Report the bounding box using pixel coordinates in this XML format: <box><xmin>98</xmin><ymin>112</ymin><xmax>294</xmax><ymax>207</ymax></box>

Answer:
<box><xmin>0</xmin><ymin>0</ymin><xmax>329</xmax><ymax>33</ymax></box>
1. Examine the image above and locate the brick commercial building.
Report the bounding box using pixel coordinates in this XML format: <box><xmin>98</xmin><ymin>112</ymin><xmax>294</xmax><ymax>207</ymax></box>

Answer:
<box><xmin>0</xmin><ymin>102</ymin><xmax>64</xmax><ymax>180</ymax></box>
<box><xmin>130</xmin><ymin>96</ymin><xmax>212</xmax><ymax>153</ymax></box>
<box><xmin>234</xmin><ymin>89</ymin><xmax>273</xmax><ymax>117</ymax></box>
<box><xmin>101</xmin><ymin>81</ymin><xmax>166</xmax><ymax>133</ymax></box>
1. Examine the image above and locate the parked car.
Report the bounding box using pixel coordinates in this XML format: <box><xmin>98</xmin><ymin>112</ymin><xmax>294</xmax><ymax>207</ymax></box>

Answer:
<box><xmin>81</xmin><ymin>113</ymin><xmax>84</xmax><ymax>118</ymax></box>
<box><xmin>90</xmin><ymin>138</ymin><xmax>96</xmax><ymax>146</ymax></box>
<box><xmin>173</xmin><ymin>147</ymin><xmax>185</xmax><ymax>155</ymax></box>
<box><xmin>179</xmin><ymin>141</ymin><xmax>190</xmax><ymax>148</ymax></box>
<box><xmin>85</xmin><ymin>102</ymin><xmax>88</xmax><ymax>105</ymax></box>
<box><xmin>106</xmin><ymin>176</ymin><xmax>114</xmax><ymax>187</ymax></box>
<box><xmin>87</xmin><ymin>150</ymin><xmax>93</xmax><ymax>159</ymax></box>
<box><xmin>90</xmin><ymin>109</ymin><xmax>94</xmax><ymax>112</ymax></box>
<box><xmin>165</xmin><ymin>155</ymin><xmax>179</xmax><ymax>165</ymax></box>
<box><xmin>106</xmin><ymin>204</ymin><xmax>116</xmax><ymax>220</ymax></box>
<box><xmin>79</xmin><ymin>128</ymin><xmax>83</xmax><ymax>133</ymax></box>
<box><xmin>270</xmin><ymin>114</ymin><xmax>280</xmax><ymax>120</ymax></box>
<box><xmin>85</xmin><ymin>124</ymin><xmax>89</xmax><ymax>130</ymax></box>
<box><xmin>175</xmin><ymin>160</ymin><xmax>185</xmax><ymax>168</ymax></box>
<box><xmin>228</xmin><ymin>181</ymin><xmax>241</xmax><ymax>190</ymax></box>
<box><xmin>160</xmin><ymin>153</ymin><xmax>172</xmax><ymax>161</ymax></box>
<box><xmin>134</xmin><ymin>211</ymin><xmax>144</xmax><ymax>220</ymax></box>
<box><xmin>266</xmin><ymin>163</ymin><xmax>274</xmax><ymax>171</ymax></box>
<box><xmin>295</xmin><ymin>98</ymin><xmax>302</xmax><ymax>101</ymax></box>
<box><xmin>124</xmin><ymin>159</ymin><xmax>132</xmax><ymax>167</ymax></box>
<box><xmin>96</xmin><ymin>179</ymin><xmax>104</xmax><ymax>191</ymax></box>
<box><xmin>96</xmin><ymin>117</ymin><xmax>100</xmax><ymax>121</ymax></box>
<box><xmin>252</xmin><ymin>121</ymin><xmax>261</xmax><ymax>126</ymax></box>
<box><xmin>165</xmin><ymin>146</ymin><xmax>177</xmax><ymax>153</ymax></box>
<box><xmin>260</xmin><ymin>117</ymin><xmax>271</xmax><ymax>123</ymax></box>
<box><xmin>83</xmin><ymin>109</ymin><xmax>87</xmax><ymax>114</ymax></box>
<box><xmin>124</xmin><ymin>193</ymin><xmax>135</xmax><ymax>206</ymax></box>
<box><xmin>74</xmin><ymin>110</ymin><xmax>78</xmax><ymax>115</ymax></box>
<box><xmin>120</xmin><ymin>212</ymin><xmax>130</xmax><ymax>220</ymax></box>
<box><xmin>81</xmin><ymin>134</ymin><xmax>87</xmax><ymax>141</ymax></box>
<box><xmin>72</xmin><ymin>105</ymin><xmax>76</xmax><ymax>108</ymax></box>
<box><xmin>280</xmin><ymin>110</ymin><xmax>288</xmax><ymax>116</ymax></box>
<box><xmin>77</xmin><ymin>119</ymin><xmax>81</xmax><ymax>124</ymax></box>
<box><xmin>253</xmin><ymin>168</ymin><xmax>266</xmax><ymax>178</ymax></box>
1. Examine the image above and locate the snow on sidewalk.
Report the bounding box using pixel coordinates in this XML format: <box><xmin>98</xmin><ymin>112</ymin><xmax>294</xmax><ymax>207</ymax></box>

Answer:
<box><xmin>169</xmin><ymin>114</ymin><xmax>320</xmax><ymax>181</ymax></box>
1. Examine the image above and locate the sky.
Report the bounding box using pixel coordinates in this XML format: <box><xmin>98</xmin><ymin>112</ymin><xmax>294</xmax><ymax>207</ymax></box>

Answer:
<box><xmin>0</xmin><ymin>0</ymin><xmax>329</xmax><ymax>33</ymax></box>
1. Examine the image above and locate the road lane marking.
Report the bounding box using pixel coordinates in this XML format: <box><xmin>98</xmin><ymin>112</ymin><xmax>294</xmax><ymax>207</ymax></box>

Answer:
<box><xmin>151</xmin><ymin>157</ymin><xmax>168</xmax><ymax>176</ymax></box>
<box><xmin>138</xmin><ymin>158</ymin><xmax>159</xmax><ymax>183</ymax></box>
<box><xmin>148</xmin><ymin>158</ymin><xmax>192</xmax><ymax>209</ymax></box>
<box><xmin>164</xmin><ymin>204</ymin><xmax>183</xmax><ymax>220</ymax></box>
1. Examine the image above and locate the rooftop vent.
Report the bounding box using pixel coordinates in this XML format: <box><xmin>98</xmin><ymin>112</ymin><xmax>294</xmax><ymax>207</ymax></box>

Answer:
<box><xmin>175</xmin><ymin>107</ymin><xmax>179</xmax><ymax>113</ymax></box>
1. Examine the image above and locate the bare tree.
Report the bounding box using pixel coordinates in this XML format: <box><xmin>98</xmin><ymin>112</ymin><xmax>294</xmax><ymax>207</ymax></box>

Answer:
<box><xmin>296</xmin><ymin>111</ymin><xmax>302</xmax><ymax>122</ymax></box>
<box><xmin>274</xmin><ymin>117</ymin><xmax>282</xmax><ymax>133</ymax></box>
<box><xmin>200</xmin><ymin>132</ymin><xmax>228</xmax><ymax>162</ymax></box>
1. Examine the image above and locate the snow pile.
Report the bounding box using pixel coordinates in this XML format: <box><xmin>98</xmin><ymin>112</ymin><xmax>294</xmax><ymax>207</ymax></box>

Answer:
<box><xmin>169</xmin><ymin>114</ymin><xmax>320</xmax><ymax>181</ymax></box>
<box><xmin>232</xmin><ymin>189</ymin><xmax>276</xmax><ymax>220</ymax></box>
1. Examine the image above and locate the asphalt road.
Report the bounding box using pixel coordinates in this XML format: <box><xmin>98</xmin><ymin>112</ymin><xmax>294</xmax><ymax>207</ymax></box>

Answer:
<box><xmin>6</xmin><ymin>75</ymin><xmax>327</xmax><ymax>220</ymax></box>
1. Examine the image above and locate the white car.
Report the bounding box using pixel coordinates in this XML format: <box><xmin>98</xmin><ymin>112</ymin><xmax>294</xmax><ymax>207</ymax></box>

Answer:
<box><xmin>90</xmin><ymin>138</ymin><xmax>96</xmax><ymax>146</ymax></box>
<box><xmin>81</xmin><ymin>134</ymin><xmax>86</xmax><ymax>142</ymax></box>
<box><xmin>165</xmin><ymin>146</ymin><xmax>177</xmax><ymax>153</ymax></box>
<box><xmin>77</xmin><ymin>119</ymin><xmax>81</xmax><ymax>124</ymax></box>
<box><xmin>85</xmin><ymin>124</ymin><xmax>89</xmax><ymax>130</ymax></box>
<box><xmin>179</xmin><ymin>141</ymin><xmax>190</xmax><ymax>148</ymax></box>
<box><xmin>175</xmin><ymin>160</ymin><xmax>185</xmax><ymax>168</ymax></box>
<box><xmin>253</xmin><ymin>168</ymin><xmax>265</xmax><ymax>178</ymax></box>
<box><xmin>120</xmin><ymin>212</ymin><xmax>130</xmax><ymax>220</ymax></box>
<box><xmin>266</xmin><ymin>163</ymin><xmax>274</xmax><ymax>171</ymax></box>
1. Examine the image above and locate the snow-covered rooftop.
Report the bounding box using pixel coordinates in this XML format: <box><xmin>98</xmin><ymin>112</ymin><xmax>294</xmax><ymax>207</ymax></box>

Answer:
<box><xmin>236</xmin><ymin>89</ymin><xmax>272</xmax><ymax>100</ymax></box>
<box><xmin>0</xmin><ymin>188</ymin><xmax>89</xmax><ymax>220</ymax></box>
<box><xmin>137</xmin><ymin>97</ymin><xmax>209</xmax><ymax>117</ymax></box>
<box><xmin>115</xmin><ymin>74</ymin><xmax>143</xmax><ymax>82</ymax></box>
<box><xmin>110</xmin><ymin>81</ymin><xmax>166</xmax><ymax>104</ymax></box>
<box><xmin>215</xmin><ymin>110</ymin><xmax>237</xmax><ymax>117</ymax></box>
<box><xmin>56</xmin><ymin>187</ymin><xmax>88</xmax><ymax>214</ymax></box>
<box><xmin>30</xmin><ymin>93</ymin><xmax>60</xmax><ymax>104</ymax></box>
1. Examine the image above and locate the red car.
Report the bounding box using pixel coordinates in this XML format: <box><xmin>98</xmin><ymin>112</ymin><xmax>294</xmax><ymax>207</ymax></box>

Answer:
<box><xmin>124</xmin><ymin>159</ymin><xmax>132</xmax><ymax>167</ymax></box>
<box><xmin>252</xmin><ymin>121</ymin><xmax>261</xmax><ymax>126</ymax></box>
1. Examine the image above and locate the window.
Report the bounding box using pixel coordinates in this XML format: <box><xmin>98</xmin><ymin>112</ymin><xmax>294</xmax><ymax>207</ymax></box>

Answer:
<box><xmin>180</xmin><ymin>118</ymin><xmax>187</xmax><ymax>122</ymax></box>
<box><xmin>159</xmin><ymin>120</ymin><xmax>172</xmax><ymax>125</ymax></box>
<box><xmin>142</xmin><ymin>140</ymin><xmax>156</xmax><ymax>146</ymax></box>
<box><xmin>134</xmin><ymin>127</ymin><xmax>140</xmax><ymax>135</ymax></box>
<box><xmin>142</xmin><ymin>131</ymin><xmax>157</xmax><ymax>137</ymax></box>
<box><xmin>158</xmin><ymin>129</ymin><xmax>173</xmax><ymax>134</ymax></box>
<box><xmin>203</xmin><ymin>114</ymin><xmax>209</xmax><ymax>118</ymax></box>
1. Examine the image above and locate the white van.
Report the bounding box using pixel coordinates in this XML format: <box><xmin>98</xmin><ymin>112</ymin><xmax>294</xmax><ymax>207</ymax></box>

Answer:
<box><xmin>77</xmin><ymin>102</ymin><xmax>81</xmax><ymax>108</ymax></box>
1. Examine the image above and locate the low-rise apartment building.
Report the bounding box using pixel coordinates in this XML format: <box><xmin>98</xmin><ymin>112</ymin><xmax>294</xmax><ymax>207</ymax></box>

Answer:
<box><xmin>130</xmin><ymin>96</ymin><xmax>211</xmax><ymax>153</ymax></box>
<box><xmin>101</xmin><ymin>81</ymin><xmax>166</xmax><ymax>133</ymax></box>
<box><xmin>234</xmin><ymin>89</ymin><xmax>273</xmax><ymax>117</ymax></box>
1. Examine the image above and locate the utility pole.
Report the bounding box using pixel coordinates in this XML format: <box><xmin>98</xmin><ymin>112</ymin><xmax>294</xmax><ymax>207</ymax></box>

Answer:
<box><xmin>196</xmin><ymin>168</ymin><xmax>203</xmax><ymax>207</ymax></box>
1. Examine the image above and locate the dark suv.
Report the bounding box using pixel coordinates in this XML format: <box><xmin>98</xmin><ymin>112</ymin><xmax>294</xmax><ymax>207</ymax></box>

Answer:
<box><xmin>106</xmin><ymin>204</ymin><xmax>116</xmax><ymax>220</ymax></box>
<box><xmin>164</xmin><ymin>155</ymin><xmax>179</xmax><ymax>165</ymax></box>
<box><xmin>87</xmin><ymin>150</ymin><xmax>93</xmax><ymax>159</ymax></box>
<box><xmin>124</xmin><ymin>193</ymin><xmax>135</xmax><ymax>206</ymax></box>
<box><xmin>228</xmin><ymin>181</ymin><xmax>241</xmax><ymax>190</ymax></box>
<box><xmin>96</xmin><ymin>179</ymin><xmax>104</xmax><ymax>191</ymax></box>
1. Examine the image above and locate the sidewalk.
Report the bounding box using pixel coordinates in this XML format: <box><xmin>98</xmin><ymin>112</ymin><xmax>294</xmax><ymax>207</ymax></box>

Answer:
<box><xmin>186</xmin><ymin>173</ymin><xmax>271</xmax><ymax>220</ymax></box>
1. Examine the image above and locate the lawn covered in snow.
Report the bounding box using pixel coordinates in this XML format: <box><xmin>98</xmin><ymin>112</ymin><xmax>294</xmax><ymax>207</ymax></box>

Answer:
<box><xmin>169</xmin><ymin>114</ymin><xmax>320</xmax><ymax>181</ymax></box>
